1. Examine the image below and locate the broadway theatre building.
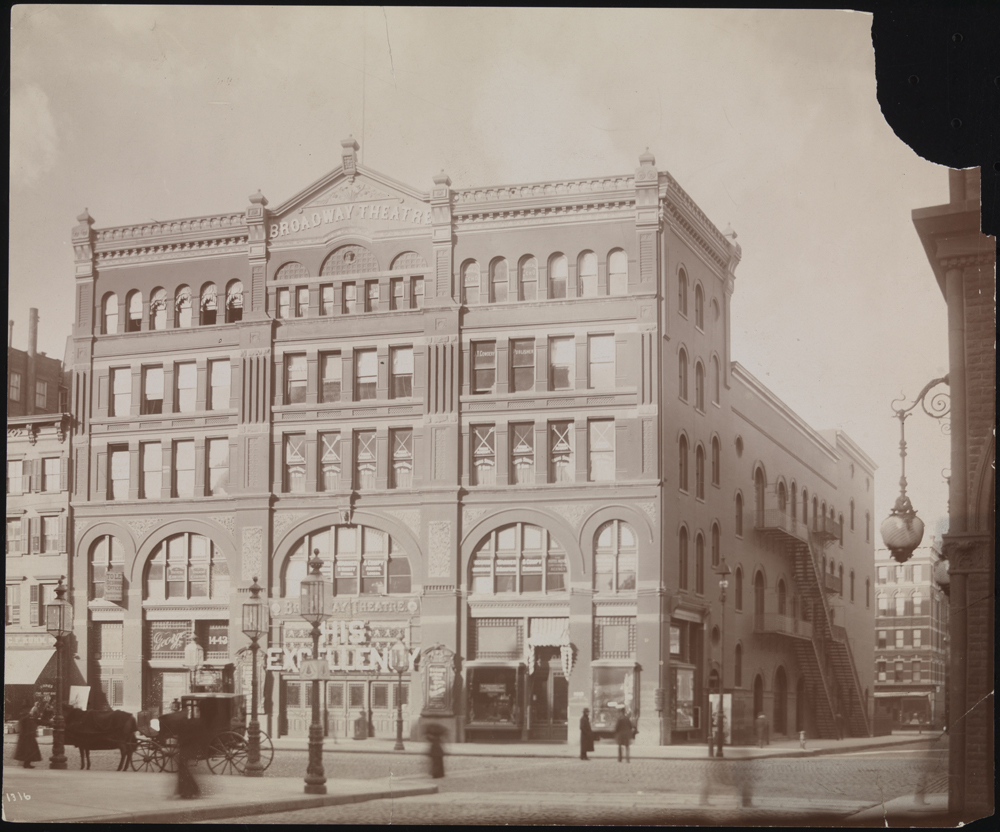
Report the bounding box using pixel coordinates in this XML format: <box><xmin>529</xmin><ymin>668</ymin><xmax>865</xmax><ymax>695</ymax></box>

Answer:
<box><xmin>68</xmin><ymin>139</ymin><xmax>876</xmax><ymax>745</ymax></box>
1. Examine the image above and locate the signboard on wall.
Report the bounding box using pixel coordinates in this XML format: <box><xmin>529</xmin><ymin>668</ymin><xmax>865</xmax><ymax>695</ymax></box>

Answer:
<box><xmin>421</xmin><ymin>644</ymin><xmax>456</xmax><ymax>716</ymax></box>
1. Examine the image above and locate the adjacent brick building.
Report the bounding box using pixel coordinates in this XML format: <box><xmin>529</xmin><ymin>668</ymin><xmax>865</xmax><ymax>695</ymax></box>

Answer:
<box><xmin>912</xmin><ymin>167</ymin><xmax>995</xmax><ymax>820</ymax></box>
<box><xmin>64</xmin><ymin>140</ymin><xmax>877</xmax><ymax>746</ymax></box>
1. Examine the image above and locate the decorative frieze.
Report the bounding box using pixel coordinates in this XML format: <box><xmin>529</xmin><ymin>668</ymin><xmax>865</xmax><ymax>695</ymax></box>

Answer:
<box><xmin>94</xmin><ymin>214</ymin><xmax>246</xmax><ymax>243</ymax></box>
<box><xmin>211</xmin><ymin>514</ymin><xmax>236</xmax><ymax>537</ymax></box>
<box><xmin>550</xmin><ymin>503</ymin><xmax>586</xmax><ymax>530</ymax></box>
<box><xmin>127</xmin><ymin>517</ymin><xmax>163</xmax><ymax>541</ymax></box>
<box><xmin>428</xmin><ymin>521</ymin><xmax>452</xmax><ymax>579</ymax></box>
<box><xmin>273</xmin><ymin>512</ymin><xmax>307</xmax><ymax>539</ymax></box>
<box><xmin>462</xmin><ymin>506</ymin><xmax>490</xmax><ymax>526</ymax></box>
<box><xmin>385</xmin><ymin>509</ymin><xmax>421</xmax><ymax>538</ymax></box>
<box><xmin>242</xmin><ymin>527</ymin><xmax>264</xmax><ymax>580</ymax></box>
<box><xmin>96</xmin><ymin>236</ymin><xmax>248</xmax><ymax>266</ymax></box>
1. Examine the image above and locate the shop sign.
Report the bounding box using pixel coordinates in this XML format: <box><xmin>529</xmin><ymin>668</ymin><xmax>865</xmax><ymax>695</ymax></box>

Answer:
<box><xmin>266</xmin><ymin>618</ymin><xmax>416</xmax><ymax>674</ymax></box>
<box><xmin>362</xmin><ymin>561</ymin><xmax>385</xmax><ymax>578</ymax></box>
<box><xmin>335</xmin><ymin>562</ymin><xmax>358</xmax><ymax>578</ymax></box>
<box><xmin>471</xmin><ymin>560</ymin><xmax>492</xmax><ymax>575</ymax></box>
<box><xmin>207</xmin><ymin>625</ymin><xmax>228</xmax><ymax>648</ymax></box>
<box><xmin>420</xmin><ymin>644</ymin><xmax>456</xmax><ymax>715</ymax></box>
<box><xmin>495</xmin><ymin>557</ymin><xmax>518</xmax><ymax>575</ymax></box>
<box><xmin>104</xmin><ymin>571</ymin><xmax>124</xmax><ymax>602</ymax></box>
<box><xmin>478</xmin><ymin>684</ymin><xmax>507</xmax><ymax>694</ymax></box>
<box><xmin>150</xmin><ymin>622</ymin><xmax>190</xmax><ymax>654</ymax></box>
<box><xmin>267</xmin><ymin>643</ymin><xmax>418</xmax><ymax>674</ymax></box>
<box><xmin>521</xmin><ymin>558</ymin><xmax>543</xmax><ymax>574</ymax></box>
<box><xmin>189</xmin><ymin>566</ymin><xmax>209</xmax><ymax>582</ymax></box>
<box><xmin>269</xmin><ymin>596</ymin><xmax>419</xmax><ymax>618</ymax></box>
<box><xmin>167</xmin><ymin>565</ymin><xmax>186</xmax><ymax>582</ymax></box>
<box><xmin>547</xmin><ymin>559</ymin><xmax>567</xmax><ymax>573</ymax></box>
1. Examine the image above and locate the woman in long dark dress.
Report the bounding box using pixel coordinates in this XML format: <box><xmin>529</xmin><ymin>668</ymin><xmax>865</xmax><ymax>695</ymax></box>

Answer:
<box><xmin>579</xmin><ymin>708</ymin><xmax>595</xmax><ymax>760</ymax></box>
<box><xmin>14</xmin><ymin>705</ymin><xmax>43</xmax><ymax>768</ymax></box>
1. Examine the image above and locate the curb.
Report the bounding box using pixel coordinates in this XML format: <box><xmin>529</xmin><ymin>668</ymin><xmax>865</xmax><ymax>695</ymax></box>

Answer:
<box><xmin>52</xmin><ymin>783</ymin><xmax>439</xmax><ymax>824</ymax></box>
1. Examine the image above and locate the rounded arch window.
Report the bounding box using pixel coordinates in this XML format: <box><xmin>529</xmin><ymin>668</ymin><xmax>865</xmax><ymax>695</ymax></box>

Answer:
<box><xmin>777</xmin><ymin>578</ymin><xmax>787</xmax><ymax>615</ymax></box>
<box><xmin>712</xmin><ymin>355</ymin><xmax>721</xmax><ymax>404</ymax></box>
<box><xmin>734</xmin><ymin>566</ymin><xmax>744</xmax><ymax>611</ymax></box>
<box><xmin>695</xmin><ymin>361</ymin><xmax>705</xmax><ymax>410</ymax></box>
<box><xmin>102</xmin><ymin>292</ymin><xmax>118</xmax><ymax>335</ymax></box>
<box><xmin>548</xmin><ymin>253</ymin><xmax>568</xmax><ymax>299</ymax></box>
<box><xmin>678</xmin><ymin>526</ymin><xmax>689</xmax><ymax>590</ymax></box>
<box><xmin>174</xmin><ymin>285</ymin><xmax>193</xmax><ymax>328</ymax></box>
<box><xmin>518</xmin><ymin>255</ymin><xmax>538</xmax><ymax>301</ymax></box>
<box><xmin>711</xmin><ymin>436</ymin><xmax>721</xmax><ymax>485</ymax></box>
<box><xmin>734</xmin><ymin>642</ymin><xmax>743</xmax><ymax>687</ymax></box>
<box><xmin>695</xmin><ymin>444</ymin><xmax>706</xmax><ymax>499</ymax></box>
<box><xmin>735</xmin><ymin>436</ymin><xmax>744</xmax><ymax>457</ymax></box>
<box><xmin>578</xmin><ymin>251</ymin><xmax>598</xmax><ymax>297</ymax></box>
<box><xmin>711</xmin><ymin>297</ymin><xmax>720</xmax><ymax>321</ymax></box>
<box><xmin>321</xmin><ymin>245</ymin><xmax>378</xmax><ymax>276</ymax></box>
<box><xmin>595</xmin><ymin>519</ymin><xmax>637</xmax><ymax>593</ymax></box>
<box><xmin>145</xmin><ymin>532</ymin><xmax>229</xmax><ymax>601</ymax></box>
<box><xmin>695</xmin><ymin>532</ymin><xmax>705</xmax><ymax>594</ymax></box>
<box><xmin>777</xmin><ymin>480</ymin><xmax>787</xmax><ymax>513</ymax></box>
<box><xmin>149</xmin><ymin>287</ymin><xmax>167</xmax><ymax>330</ymax></box>
<box><xmin>711</xmin><ymin>625</ymin><xmax>721</xmax><ymax>647</ymax></box>
<box><xmin>91</xmin><ymin>535</ymin><xmax>125</xmax><ymax>600</ymax></box>
<box><xmin>126</xmin><ymin>290</ymin><xmax>143</xmax><ymax>332</ymax></box>
<box><xmin>461</xmin><ymin>260</ymin><xmax>481</xmax><ymax>305</ymax></box>
<box><xmin>225</xmin><ymin>280</ymin><xmax>244</xmax><ymax>323</ymax></box>
<box><xmin>678</xmin><ymin>349</ymin><xmax>689</xmax><ymax>400</ymax></box>
<box><xmin>282</xmin><ymin>524</ymin><xmax>410</xmax><ymax>598</ymax></box>
<box><xmin>200</xmin><ymin>283</ymin><xmax>218</xmax><ymax>325</ymax></box>
<box><xmin>735</xmin><ymin>492</ymin><xmax>744</xmax><ymax>536</ymax></box>
<box><xmin>678</xmin><ymin>435</ymin><xmax>689</xmax><ymax>491</ymax></box>
<box><xmin>695</xmin><ymin>284</ymin><xmax>705</xmax><ymax>329</ymax></box>
<box><xmin>489</xmin><ymin>258</ymin><xmax>508</xmax><ymax>303</ymax></box>
<box><xmin>711</xmin><ymin>522</ymin><xmax>721</xmax><ymax>567</ymax></box>
<box><xmin>608</xmin><ymin>249</ymin><xmax>628</xmax><ymax>296</ymax></box>
<box><xmin>470</xmin><ymin>522</ymin><xmax>566</xmax><ymax>595</ymax></box>
<box><xmin>678</xmin><ymin>268</ymin><xmax>689</xmax><ymax>316</ymax></box>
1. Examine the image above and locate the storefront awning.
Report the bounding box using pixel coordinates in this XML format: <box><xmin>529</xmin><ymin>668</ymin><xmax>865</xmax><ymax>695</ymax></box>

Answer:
<box><xmin>4</xmin><ymin>650</ymin><xmax>55</xmax><ymax>686</ymax></box>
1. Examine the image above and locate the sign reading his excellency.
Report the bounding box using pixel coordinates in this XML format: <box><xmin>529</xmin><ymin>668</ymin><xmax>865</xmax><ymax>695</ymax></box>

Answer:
<box><xmin>267</xmin><ymin>619</ymin><xmax>417</xmax><ymax>674</ymax></box>
<box><xmin>269</xmin><ymin>178</ymin><xmax>431</xmax><ymax>240</ymax></box>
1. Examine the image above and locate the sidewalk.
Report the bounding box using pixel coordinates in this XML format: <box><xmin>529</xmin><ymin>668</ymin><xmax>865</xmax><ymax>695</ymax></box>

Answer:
<box><xmin>1</xmin><ymin>765</ymin><xmax>437</xmax><ymax>824</ymax></box>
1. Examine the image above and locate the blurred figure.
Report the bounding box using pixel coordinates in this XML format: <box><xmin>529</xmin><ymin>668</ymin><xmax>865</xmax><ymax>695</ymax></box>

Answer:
<box><xmin>755</xmin><ymin>712</ymin><xmax>767</xmax><ymax>748</ymax></box>
<box><xmin>614</xmin><ymin>707</ymin><xmax>633</xmax><ymax>763</ymax></box>
<box><xmin>733</xmin><ymin>757</ymin><xmax>757</xmax><ymax>807</ymax></box>
<box><xmin>579</xmin><ymin>708</ymin><xmax>595</xmax><ymax>760</ymax></box>
<box><xmin>14</xmin><ymin>704</ymin><xmax>42</xmax><ymax>769</ymax></box>
<box><xmin>425</xmin><ymin>724</ymin><xmax>446</xmax><ymax>779</ymax></box>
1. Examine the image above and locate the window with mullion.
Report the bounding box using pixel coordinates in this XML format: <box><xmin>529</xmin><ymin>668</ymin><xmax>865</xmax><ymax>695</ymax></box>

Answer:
<box><xmin>510</xmin><ymin>423</ymin><xmax>534</xmax><ymax>485</ymax></box>
<box><xmin>548</xmin><ymin>337</ymin><xmax>574</xmax><ymax>391</ymax></box>
<box><xmin>354</xmin><ymin>350</ymin><xmax>377</xmax><ymax>400</ymax></box>
<box><xmin>141</xmin><ymin>366</ymin><xmax>164</xmax><ymax>414</ymax></box>
<box><xmin>390</xmin><ymin>347</ymin><xmax>413</xmax><ymax>398</ymax></box>
<box><xmin>549</xmin><ymin>421</ymin><xmax>573</xmax><ymax>483</ymax></box>
<box><xmin>471</xmin><ymin>425</ymin><xmax>496</xmax><ymax>486</ymax></box>
<box><xmin>354</xmin><ymin>430</ymin><xmax>377</xmax><ymax>490</ymax></box>
<box><xmin>472</xmin><ymin>342</ymin><xmax>496</xmax><ymax>395</ymax></box>
<box><xmin>390</xmin><ymin>428</ymin><xmax>413</xmax><ymax>489</ymax></box>
<box><xmin>594</xmin><ymin>519</ymin><xmax>637</xmax><ymax>593</ymax></box>
<box><xmin>510</xmin><ymin>339</ymin><xmax>535</xmax><ymax>393</ymax></box>
<box><xmin>588</xmin><ymin>419</ymin><xmax>614</xmax><ymax>482</ymax></box>
<box><xmin>173</xmin><ymin>440</ymin><xmax>195</xmax><ymax>498</ymax></box>
<box><xmin>208</xmin><ymin>360</ymin><xmax>230</xmax><ymax>411</ymax></box>
<box><xmin>285</xmin><ymin>354</ymin><xmax>307</xmax><ymax>404</ymax></box>
<box><xmin>175</xmin><ymin>362</ymin><xmax>197</xmax><ymax>413</ymax></box>
<box><xmin>319</xmin><ymin>432</ymin><xmax>341</xmax><ymax>491</ymax></box>
<box><xmin>284</xmin><ymin>434</ymin><xmax>306</xmax><ymax>493</ymax></box>
<box><xmin>111</xmin><ymin>368</ymin><xmax>131</xmax><ymax>417</ymax></box>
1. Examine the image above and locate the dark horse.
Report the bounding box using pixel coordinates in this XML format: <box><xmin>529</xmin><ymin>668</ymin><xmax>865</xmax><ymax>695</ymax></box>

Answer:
<box><xmin>64</xmin><ymin>706</ymin><xmax>137</xmax><ymax>771</ymax></box>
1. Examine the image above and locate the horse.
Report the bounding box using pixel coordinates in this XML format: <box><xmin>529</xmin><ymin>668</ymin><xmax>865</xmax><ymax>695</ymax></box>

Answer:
<box><xmin>63</xmin><ymin>706</ymin><xmax>137</xmax><ymax>771</ymax></box>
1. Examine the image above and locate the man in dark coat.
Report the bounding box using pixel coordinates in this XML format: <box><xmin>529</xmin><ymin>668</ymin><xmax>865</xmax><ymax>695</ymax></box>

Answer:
<box><xmin>14</xmin><ymin>705</ymin><xmax>43</xmax><ymax>768</ymax></box>
<box><xmin>614</xmin><ymin>707</ymin><xmax>633</xmax><ymax>763</ymax></box>
<box><xmin>425</xmin><ymin>724</ymin><xmax>445</xmax><ymax>779</ymax></box>
<box><xmin>579</xmin><ymin>708</ymin><xmax>595</xmax><ymax>760</ymax></box>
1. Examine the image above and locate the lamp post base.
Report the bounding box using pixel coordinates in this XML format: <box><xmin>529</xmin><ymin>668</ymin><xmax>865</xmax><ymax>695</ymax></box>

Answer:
<box><xmin>245</xmin><ymin>718</ymin><xmax>263</xmax><ymax>777</ymax></box>
<box><xmin>304</xmin><ymin>721</ymin><xmax>327</xmax><ymax>794</ymax></box>
<box><xmin>50</xmin><ymin>715</ymin><xmax>67</xmax><ymax>770</ymax></box>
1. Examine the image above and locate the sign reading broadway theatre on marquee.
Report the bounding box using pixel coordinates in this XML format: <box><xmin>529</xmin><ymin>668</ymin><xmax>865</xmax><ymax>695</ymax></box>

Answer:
<box><xmin>270</xmin><ymin>203</ymin><xmax>432</xmax><ymax>239</ymax></box>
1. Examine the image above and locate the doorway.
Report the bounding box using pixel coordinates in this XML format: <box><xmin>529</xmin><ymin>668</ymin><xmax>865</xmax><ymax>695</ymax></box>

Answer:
<box><xmin>753</xmin><ymin>674</ymin><xmax>764</xmax><ymax>719</ymax></box>
<box><xmin>796</xmin><ymin>676</ymin><xmax>806</xmax><ymax>733</ymax></box>
<box><xmin>774</xmin><ymin>666</ymin><xmax>788</xmax><ymax>735</ymax></box>
<box><xmin>528</xmin><ymin>647</ymin><xmax>568</xmax><ymax>740</ymax></box>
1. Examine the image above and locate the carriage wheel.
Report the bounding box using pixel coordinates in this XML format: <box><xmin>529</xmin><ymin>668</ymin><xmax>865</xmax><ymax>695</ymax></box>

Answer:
<box><xmin>129</xmin><ymin>739</ymin><xmax>161</xmax><ymax>772</ymax></box>
<box><xmin>206</xmin><ymin>732</ymin><xmax>249</xmax><ymax>776</ymax></box>
<box><xmin>257</xmin><ymin>731</ymin><xmax>275</xmax><ymax>772</ymax></box>
<box><xmin>158</xmin><ymin>738</ymin><xmax>180</xmax><ymax>773</ymax></box>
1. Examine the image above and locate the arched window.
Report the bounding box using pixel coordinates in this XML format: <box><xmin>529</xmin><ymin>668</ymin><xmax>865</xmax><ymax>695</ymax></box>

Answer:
<box><xmin>678</xmin><ymin>349</ymin><xmax>688</xmax><ymax>400</ymax></box>
<box><xmin>850</xmin><ymin>499</ymin><xmax>855</xmax><ymax>531</ymax></box>
<box><xmin>282</xmin><ymin>524</ymin><xmax>410</xmax><ymax>597</ymax></box>
<box><xmin>802</xmin><ymin>489</ymin><xmax>809</xmax><ymax>524</ymax></box>
<box><xmin>778</xmin><ymin>481</ymin><xmax>787</xmax><ymax>513</ymax></box>
<box><xmin>518</xmin><ymin>255</ymin><xmax>538</xmax><ymax>301</ymax></box>
<box><xmin>548</xmin><ymin>254</ymin><xmax>568</xmax><ymax>299</ymax></box>
<box><xmin>711</xmin><ymin>436</ymin><xmax>721</xmax><ymax>486</ymax></box>
<box><xmin>200</xmin><ymin>283</ymin><xmax>218</xmax><ymax>325</ymax></box>
<box><xmin>754</xmin><ymin>468</ymin><xmax>766</xmax><ymax>521</ymax></box>
<box><xmin>894</xmin><ymin>593</ymin><xmax>906</xmax><ymax>616</ymax></box>
<box><xmin>695</xmin><ymin>533</ymin><xmax>705</xmax><ymax>594</ymax></box>
<box><xmin>712</xmin><ymin>355</ymin><xmax>721</xmax><ymax>404</ymax></box>
<box><xmin>678</xmin><ymin>269</ymin><xmax>688</xmax><ymax>316</ymax></box>
<box><xmin>145</xmin><ymin>532</ymin><xmax>229</xmax><ymax>601</ymax></box>
<box><xmin>225</xmin><ymin>280</ymin><xmax>244</xmax><ymax>323</ymax></box>
<box><xmin>175</xmin><ymin>285</ymin><xmax>193</xmax><ymax>328</ymax></box>
<box><xmin>711</xmin><ymin>522</ymin><xmax>720</xmax><ymax>567</ymax></box>
<box><xmin>777</xmin><ymin>579</ymin><xmax>787</xmax><ymax>615</ymax></box>
<box><xmin>102</xmin><ymin>293</ymin><xmax>118</xmax><ymax>335</ymax></box>
<box><xmin>774</xmin><ymin>666</ymin><xmax>788</xmax><ymax>734</ymax></box>
<box><xmin>461</xmin><ymin>260</ymin><xmax>480</xmax><ymax>305</ymax></box>
<box><xmin>912</xmin><ymin>590</ymin><xmax>923</xmax><ymax>615</ymax></box>
<box><xmin>608</xmin><ymin>249</ymin><xmax>628</xmax><ymax>296</ymax></box>
<box><xmin>734</xmin><ymin>643</ymin><xmax>743</xmax><ymax>687</ymax></box>
<box><xmin>812</xmin><ymin>496</ymin><xmax>819</xmax><ymax>529</ymax></box>
<box><xmin>866</xmin><ymin>578</ymin><xmax>871</xmax><ymax>608</ymax></box>
<box><xmin>472</xmin><ymin>522</ymin><xmax>566</xmax><ymax>595</ymax></box>
<box><xmin>754</xmin><ymin>571</ymin><xmax>765</xmax><ymax>620</ymax></box>
<box><xmin>695</xmin><ymin>284</ymin><xmax>705</xmax><ymax>329</ymax></box>
<box><xmin>90</xmin><ymin>535</ymin><xmax>124</xmax><ymax>600</ymax></box>
<box><xmin>838</xmin><ymin>513</ymin><xmax>844</xmax><ymax>545</ymax></box>
<box><xmin>126</xmin><ymin>290</ymin><xmax>143</xmax><ymax>332</ymax></box>
<box><xmin>734</xmin><ymin>566</ymin><xmax>743</xmax><ymax>611</ymax></box>
<box><xmin>594</xmin><ymin>520</ymin><xmax>637</xmax><ymax>593</ymax></box>
<box><xmin>735</xmin><ymin>493</ymin><xmax>744</xmax><ymax>536</ymax></box>
<box><xmin>850</xmin><ymin>570</ymin><xmax>856</xmax><ymax>602</ymax></box>
<box><xmin>791</xmin><ymin>482</ymin><xmax>798</xmax><ymax>521</ymax></box>
<box><xmin>695</xmin><ymin>361</ymin><xmax>705</xmax><ymax>410</ymax></box>
<box><xmin>678</xmin><ymin>435</ymin><xmax>689</xmax><ymax>491</ymax></box>
<box><xmin>695</xmin><ymin>444</ymin><xmax>705</xmax><ymax>499</ymax></box>
<box><xmin>838</xmin><ymin>564</ymin><xmax>844</xmax><ymax>596</ymax></box>
<box><xmin>149</xmin><ymin>288</ymin><xmax>167</xmax><ymax>330</ymax></box>
<box><xmin>578</xmin><ymin>251</ymin><xmax>598</xmax><ymax>297</ymax></box>
<box><xmin>865</xmin><ymin>512</ymin><xmax>871</xmax><ymax>542</ymax></box>
<box><xmin>678</xmin><ymin>527</ymin><xmax>689</xmax><ymax>590</ymax></box>
<box><xmin>489</xmin><ymin>258</ymin><xmax>508</xmax><ymax>303</ymax></box>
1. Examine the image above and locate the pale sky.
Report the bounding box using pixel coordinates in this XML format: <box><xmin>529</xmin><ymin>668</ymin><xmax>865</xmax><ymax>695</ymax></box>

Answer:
<box><xmin>9</xmin><ymin>6</ymin><xmax>953</xmax><ymax>542</ymax></box>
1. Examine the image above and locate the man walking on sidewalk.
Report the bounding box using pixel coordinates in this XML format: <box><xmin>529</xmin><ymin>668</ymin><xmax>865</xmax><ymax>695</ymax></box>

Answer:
<box><xmin>614</xmin><ymin>707</ymin><xmax>633</xmax><ymax>763</ymax></box>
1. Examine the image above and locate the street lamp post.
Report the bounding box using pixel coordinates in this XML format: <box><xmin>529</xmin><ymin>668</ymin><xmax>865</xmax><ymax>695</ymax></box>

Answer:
<box><xmin>300</xmin><ymin>550</ymin><xmax>330</xmax><ymax>795</ymax></box>
<box><xmin>715</xmin><ymin>559</ymin><xmax>731</xmax><ymax>758</ymax></box>
<box><xmin>45</xmin><ymin>576</ymin><xmax>73</xmax><ymax>770</ymax></box>
<box><xmin>242</xmin><ymin>576</ymin><xmax>269</xmax><ymax>777</ymax></box>
<box><xmin>880</xmin><ymin>376</ymin><xmax>950</xmax><ymax>563</ymax></box>
<box><xmin>388</xmin><ymin>638</ymin><xmax>409</xmax><ymax>751</ymax></box>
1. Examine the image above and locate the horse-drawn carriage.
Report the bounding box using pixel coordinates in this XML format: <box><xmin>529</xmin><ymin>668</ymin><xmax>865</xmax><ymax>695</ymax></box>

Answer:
<box><xmin>130</xmin><ymin>692</ymin><xmax>274</xmax><ymax>775</ymax></box>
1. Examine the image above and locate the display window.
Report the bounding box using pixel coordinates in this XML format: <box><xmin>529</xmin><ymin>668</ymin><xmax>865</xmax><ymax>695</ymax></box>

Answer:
<box><xmin>591</xmin><ymin>665</ymin><xmax>636</xmax><ymax>732</ymax></box>
<box><xmin>468</xmin><ymin>667</ymin><xmax>521</xmax><ymax>726</ymax></box>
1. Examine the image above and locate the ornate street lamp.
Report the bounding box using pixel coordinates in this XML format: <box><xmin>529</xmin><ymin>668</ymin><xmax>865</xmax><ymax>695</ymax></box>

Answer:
<box><xmin>388</xmin><ymin>638</ymin><xmax>409</xmax><ymax>751</ymax></box>
<box><xmin>300</xmin><ymin>550</ymin><xmax>330</xmax><ymax>795</ymax></box>
<box><xmin>45</xmin><ymin>576</ymin><xmax>73</xmax><ymax>770</ymax></box>
<box><xmin>242</xmin><ymin>577</ymin><xmax>269</xmax><ymax>777</ymax></box>
<box><xmin>184</xmin><ymin>635</ymin><xmax>204</xmax><ymax>693</ymax></box>
<box><xmin>714</xmin><ymin>559</ymin><xmax>731</xmax><ymax>758</ymax></box>
<box><xmin>880</xmin><ymin>376</ymin><xmax>950</xmax><ymax>563</ymax></box>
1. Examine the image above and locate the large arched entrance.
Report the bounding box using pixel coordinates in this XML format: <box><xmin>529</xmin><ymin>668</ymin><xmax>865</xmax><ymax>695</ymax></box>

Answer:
<box><xmin>753</xmin><ymin>674</ymin><xmax>764</xmax><ymax>719</ymax></box>
<box><xmin>774</xmin><ymin>666</ymin><xmax>788</xmax><ymax>735</ymax></box>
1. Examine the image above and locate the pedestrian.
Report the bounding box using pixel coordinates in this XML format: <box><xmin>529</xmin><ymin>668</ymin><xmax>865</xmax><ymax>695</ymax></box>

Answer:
<box><xmin>425</xmin><ymin>724</ymin><xmax>445</xmax><ymax>779</ymax></box>
<box><xmin>835</xmin><ymin>711</ymin><xmax>844</xmax><ymax>740</ymax></box>
<box><xmin>579</xmin><ymin>708</ymin><xmax>595</xmax><ymax>760</ymax></box>
<box><xmin>14</xmin><ymin>704</ymin><xmax>43</xmax><ymax>769</ymax></box>
<box><xmin>755</xmin><ymin>712</ymin><xmax>767</xmax><ymax>748</ymax></box>
<box><xmin>173</xmin><ymin>712</ymin><xmax>201</xmax><ymax>799</ymax></box>
<box><xmin>614</xmin><ymin>707</ymin><xmax>633</xmax><ymax>763</ymax></box>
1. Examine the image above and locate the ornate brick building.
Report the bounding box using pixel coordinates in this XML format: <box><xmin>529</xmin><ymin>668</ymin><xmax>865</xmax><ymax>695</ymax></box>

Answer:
<box><xmin>912</xmin><ymin>168</ymin><xmax>995</xmax><ymax>819</ymax></box>
<box><xmin>65</xmin><ymin>139</ymin><xmax>876</xmax><ymax>746</ymax></box>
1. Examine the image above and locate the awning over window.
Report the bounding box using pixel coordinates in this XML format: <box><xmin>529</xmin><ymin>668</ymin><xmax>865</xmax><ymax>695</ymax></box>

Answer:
<box><xmin>3</xmin><ymin>649</ymin><xmax>55</xmax><ymax>686</ymax></box>
<box><xmin>525</xmin><ymin>619</ymin><xmax>573</xmax><ymax>677</ymax></box>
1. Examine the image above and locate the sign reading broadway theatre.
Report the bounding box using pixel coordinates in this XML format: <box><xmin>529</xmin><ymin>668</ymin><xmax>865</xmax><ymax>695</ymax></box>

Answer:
<box><xmin>269</xmin><ymin>178</ymin><xmax>432</xmax><ymax>240</ymax></box>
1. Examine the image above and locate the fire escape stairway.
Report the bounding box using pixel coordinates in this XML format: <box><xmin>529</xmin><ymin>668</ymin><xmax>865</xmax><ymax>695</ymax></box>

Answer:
<box><xmin>755</xmin><ymin>507</ymin><xmax>870</xmax><ymax>739</ymax></box>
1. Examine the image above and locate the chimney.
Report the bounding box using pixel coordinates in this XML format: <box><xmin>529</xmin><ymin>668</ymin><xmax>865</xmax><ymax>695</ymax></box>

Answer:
<box><xmin>28</xmin><ymin>308</ymin><xmax>39</xmax><ymax>357</ymax></box>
